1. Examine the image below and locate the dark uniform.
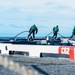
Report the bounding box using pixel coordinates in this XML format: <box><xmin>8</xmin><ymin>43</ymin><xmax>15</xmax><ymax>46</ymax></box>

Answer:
<box><xmin>28</xmin><ymin>24</ymin><xmax>38</xmax><ymax>39</ymax></box>
<box><xmin>69</xmin><ymin>26</ymin><xmax>75</xmax><ymax>40</ymax></box>
<box><xmin>52</xmin><ymin>26</ymin><xmax>59</xmax><ymax>39</ymax></box>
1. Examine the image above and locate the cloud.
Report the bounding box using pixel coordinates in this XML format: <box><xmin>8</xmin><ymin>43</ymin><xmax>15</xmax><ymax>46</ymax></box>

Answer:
<box><xmin>0</xmin><ymin>0</ymin><xmax>75</xmax><ymax>36</ymax></box>
<box><xmin>45</xmin><ymin>0</ymin><xmax>75</xmax><ymax>16</ymax></box>
<box><xmin>0</xmin><ymin>0</ymin><xmax>48</xmax><ymax>9</ymax></box>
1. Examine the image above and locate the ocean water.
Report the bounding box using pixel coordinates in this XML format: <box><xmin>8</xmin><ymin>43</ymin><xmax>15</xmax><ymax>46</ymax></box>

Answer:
<box><xmin>0</xmin><ymin>36</ymin><xmax>74</xmax><ymax>42</ymax></box>
<box><xmin>0</xmin><ymin>37</ymin><xmax>26</xmax><ymax>39</ymax></box>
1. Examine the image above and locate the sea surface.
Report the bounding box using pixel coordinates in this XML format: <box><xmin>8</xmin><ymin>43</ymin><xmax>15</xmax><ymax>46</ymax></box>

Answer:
<box><xmin>0</xmin><ymin>36</ymin><xmax>67</xmax><ymax>41</ymax></box>
<box><xmin>0</xmin><ymin>55</ymin><xmax>75</xmax><ymax>75</ymax></box>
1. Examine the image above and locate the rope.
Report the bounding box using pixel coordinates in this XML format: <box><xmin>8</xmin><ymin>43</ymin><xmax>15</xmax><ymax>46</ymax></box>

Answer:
<box><xmin>0</xmin><ymin>55</ymin><xmax>38</xmax><ymax>75</ymax></box>
<box><xmin>57</xmin><ymin>33</ymin><xmax>67</xmax><ymax>38</ymax></box>
<box><xmin>44</xmin><ymin>32</ymin><xmax>66</xmax><ymax>39</ymax></box>
<box><xmin>46</xmin><ymin>32</ymin><xmax>53</xmax><ymax>37</ymax></box>
<box><xmin>57</xmin><ymin>33</ymin><xmax>74</xmax><ymax>45</ymax></box>
<box><xmin>9</xmin><ymin>31</ymin><xmax>29</xmax><ymax>40</ymax></box>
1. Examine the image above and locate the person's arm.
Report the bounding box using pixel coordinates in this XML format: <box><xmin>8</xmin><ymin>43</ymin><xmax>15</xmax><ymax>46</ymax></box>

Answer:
<box><xmin>72</xmin><ymin>28</ymin><xmax>74</xmax><ymax>34</ymax></box>
<box><xmin>58</xmin><ymin>28</ymin><xmax>59</xmax><ymax>32</ymax></box>
<box><xmin>36</xmin><ymin>27</ymin><xmax>38</xmax><ymax>34</ymax></box>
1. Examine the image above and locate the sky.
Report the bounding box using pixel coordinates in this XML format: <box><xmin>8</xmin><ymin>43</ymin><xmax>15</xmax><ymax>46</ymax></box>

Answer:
<box><xmin>0</xmin><ymin>0</ymin><xmax>75</xmax><ymax>37</ymax></box>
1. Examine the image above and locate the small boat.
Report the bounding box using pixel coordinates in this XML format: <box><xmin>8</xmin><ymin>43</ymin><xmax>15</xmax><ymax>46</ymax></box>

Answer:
<box><xmin>0</xmin><ymin>36</ymin><xmax>75</xmax><ymax>60</ymax></box>
<box><xmin>0</xmin><ymin>30</ymin><xmax>75</xmax><ymax>60</ymax></box>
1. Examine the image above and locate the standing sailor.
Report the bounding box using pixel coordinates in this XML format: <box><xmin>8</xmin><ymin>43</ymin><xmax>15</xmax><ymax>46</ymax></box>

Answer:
<box><xmin>52</xmin><ymin>25</ymin><xmax>59</xmax><ymax>39</ymax></box>
<box><xmin>28</xmin><ymin>24</ymin><xmax>38</xmax><ymax>39</ymax></box>
<box><xmin>69</xmin><ymin>26</ymin><xmax>75</xmax><ymax>40</ymax></box>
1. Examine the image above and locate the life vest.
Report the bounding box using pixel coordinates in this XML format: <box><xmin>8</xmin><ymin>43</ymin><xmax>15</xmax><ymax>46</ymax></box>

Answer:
<box><xmin>53</xmin><ymin>27</ymin><xmax>58</xmax><ymax>32</ymax></box>
<box><xmin>31</xmin><ymin>25</ymin><xmax>36</xmax><ymax>30</ymax></box>
<box><xmin>73</xmin><ymin>28</ymin><xmax>75</xmax><ymax>34</ymax></box>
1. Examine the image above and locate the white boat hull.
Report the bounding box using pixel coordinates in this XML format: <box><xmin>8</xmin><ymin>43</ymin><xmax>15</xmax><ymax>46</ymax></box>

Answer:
<box><xmin>0</xmin><ymin>42</ymin><xmax>75</xmax><ymax>60</ymax></box>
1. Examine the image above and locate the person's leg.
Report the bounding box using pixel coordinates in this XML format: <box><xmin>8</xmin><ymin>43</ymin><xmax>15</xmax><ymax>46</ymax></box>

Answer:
<box><xmin>28</xmin><ymin>31</ymin><xmax>32</xmax><ymax>38</ymax></box>
<box><xmin>52</xmin><ymin>32</ymin><xmax>55</xmax><ymax>39</ymax></box>
<box><xmin>33</xmin><ymin>31</ymin><xmax>35</xmax><ymax>39</ymax></box>
<box><xmin>53</xmin><ymin>32</ymin><xmax>56</xmax><ymax>39</ymax></box>
<box><xmin>55</xmin><ymin>32</ymin><xmax>57</xmax><ymax>39</ymax></box>
<box><xmin>69</xmin><ymin>34</ymin><xmax>73</xmax><ymax>40</ymax></box>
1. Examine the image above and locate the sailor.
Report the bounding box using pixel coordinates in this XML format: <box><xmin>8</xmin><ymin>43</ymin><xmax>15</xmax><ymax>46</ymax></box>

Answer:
<box><xmin>28</xmin><ymin>24</ymin><xmax>38</xmax><ymax>39</ymax></box>
<box><xmin>52</xmin><ymin>25</ymin><xmax>59</xmax><ymax>39</ymax></box>
<box><xmin>69</xmin><ymin>26</ymin><xmax>75</xmax><ymax>40</ymax></box>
